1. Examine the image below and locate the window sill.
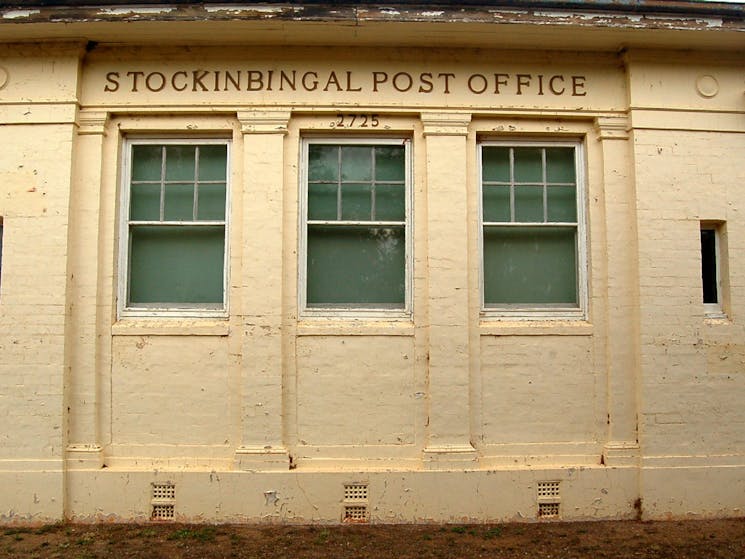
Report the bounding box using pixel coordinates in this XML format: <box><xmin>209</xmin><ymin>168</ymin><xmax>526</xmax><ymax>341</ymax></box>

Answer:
<box><xmin>297</xmin><ymin>320</ymin><xmax>415</xmax><ymax>337</ymax></box>
<box><xmin>704</xmin><ymin>315</ymin><xmax>731</xmax><ymax>326</ymax></box>
<box><xmin>479</xmin><ymin>320</ymin><xmax>593</xmax><ymax>336</ymax></box>
<box><xmin>111</xmin><ymin>319</ymin><xmax>230</xmax><ymax>337</ymax></box>
<box><xmin>703</xmin><ymin>304</ymin><xmax>728</xmax><ymax>321</ymax></box>
<box><xmin>300</xmin><ymin>307</ymin><xmax>411</xmax><ymax>321</ymax></box>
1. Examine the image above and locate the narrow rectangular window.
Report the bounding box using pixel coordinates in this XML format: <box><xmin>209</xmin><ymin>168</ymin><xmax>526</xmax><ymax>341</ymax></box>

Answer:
<box><xmin>301</xmin><ymin>139</ymin><xmax>411</xmax><ymax>316</ymax></box>
<box><xmin>480</xmin><ymin>141</ymin><xmax>586</xmax><ymax>318</ymax></box>
<box><xmin>701</xmin><ymin>228</ymin><xmax>718</xmax><ymax>304</ymax></box>
<box><xmin>701</xmin><ymin>223</ymin><xmax>726</xmax><ymax>317</ymax></box>
<box><xmin>119</xmin><ymin>139</ymin><xmax>229</xmax><ymax>316</ymax></box>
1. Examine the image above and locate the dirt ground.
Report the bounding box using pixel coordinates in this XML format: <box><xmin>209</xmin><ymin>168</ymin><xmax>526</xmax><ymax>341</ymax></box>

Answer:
<box><xmin>1</xmin><ymin>518</ymin><xmax>744</xmax><ymax>559</ymax></box>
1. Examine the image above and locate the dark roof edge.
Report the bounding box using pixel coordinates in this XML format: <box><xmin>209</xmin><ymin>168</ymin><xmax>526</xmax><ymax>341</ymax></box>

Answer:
<box><xmin>0</xmin><ymin>1</ymin><xmax>742</xmax><ymax>18</ymax></box>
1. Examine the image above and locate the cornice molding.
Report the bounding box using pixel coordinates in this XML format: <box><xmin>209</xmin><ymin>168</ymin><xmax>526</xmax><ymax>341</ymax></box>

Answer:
<box><xmin>421</xmin><ymin>112</ymin><xmax>471</xmax><ymax>137</ymax></box>
<box><xmin>237</xmin><ymin>109</ymin><xmax>291</xmax><ymax>135</ymax></box>
<box><xmin>595</xmin><ymin>115</ymin><xmax>630</xmax><ymax>140</ymax></box>
<box><xmin>76</xmin><ymin>110</ymin><xmax>109</xmax><ymax>135</ymax></box>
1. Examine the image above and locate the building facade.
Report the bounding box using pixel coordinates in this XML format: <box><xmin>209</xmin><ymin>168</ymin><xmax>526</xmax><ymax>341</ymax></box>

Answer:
<box><xmin>0</xmin><ymin>0</ymin><xmax>744</xmax><ymax>523</ymax></box>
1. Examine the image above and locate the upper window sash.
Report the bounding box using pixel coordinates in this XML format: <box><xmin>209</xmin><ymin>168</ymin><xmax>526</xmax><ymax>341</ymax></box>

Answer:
<box><xmin>479</xmin><ymin>140</ymin><xmax>588</xmax><ymax>320</ymax></box>
<box><xmin>299</xmin><ymin>137</ymin><xmax>412</xmax><ymax>319</ymax></box>
<box><xmin>118</xmin><ymin>138</ymin><xmax>230</xmax><ymax>318</ymax></box>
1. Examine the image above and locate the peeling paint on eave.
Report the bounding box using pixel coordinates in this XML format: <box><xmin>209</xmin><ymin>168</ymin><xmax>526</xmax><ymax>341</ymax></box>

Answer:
<box><xmin>354</xmin><ymin>7</ymin><xmax>737</xmax><ymax>33</ymax></box>
<box><xmin>201</xmin><ymin>4</ymin><xmax>349</xmax><ymax>20</ymax></box>
<box><xmin>532</xmin><ymin>10</ymin><xmax>725</xmax><ymax>29</ymax></box>
<box><xmin>2</xmin><ymin>9</ymin><xmax>40</xmax><ymax>20</ymax></box>
<box><xmin>0</xmin><ymin>5</ymin><xmax>740</xmax><ymax>34</ymax></box>
<box><xmin>649</xmin><ymin>14</ymin><xmax>723</xmax><ymax>27</ymax></box>
<box><xmin>203</xmin><ymin>5</ymin><xmax>286</xmax><ymax>14</ymax></box>
<box><xmin>98</xmin><ymin>7</ymin><xmax>176</xmax><ymax>16</ymax></box>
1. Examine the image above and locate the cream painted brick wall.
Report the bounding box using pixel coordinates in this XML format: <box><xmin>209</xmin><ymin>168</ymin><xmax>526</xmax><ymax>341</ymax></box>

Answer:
<box><xmin>296</xmin><ymin>336</ymin><xmax>416</xmax><ymax>447</ymax></box>
<box><xmin>0</xmin><ymin>124</ymin><xmax>75</xmax><ymax>461</ymax></box>
<box><xmin>635</xmin><ymin>130</ymin><xmax>745</xmax><ymax>458</ymax></box>
<box><xmin>0</xmin><ymin>37</ymin><xmax>743</xmax><ymax>521</ymax></box>
<box><xmin>480</xmin><ymin>336</ymin><xmax>598</xmax><ymax>444</ymax></box>
<box><xmin>111</xmin><ymin>336</ymin><xmax>232</xmax><ymax>446</ymax></box>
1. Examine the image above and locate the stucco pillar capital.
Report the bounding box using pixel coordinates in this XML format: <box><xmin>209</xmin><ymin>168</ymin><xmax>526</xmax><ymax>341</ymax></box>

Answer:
<box><xmin>76</xmin><ymin>110</ymin><xmax>109</xmax><ymax>135</ymax></box>
<box><xmin>420</xmin><ymin>112</ymin><xmax>471</xmax><ymax>136</ymax></box>
<box><xmin>237</xmin><ymin>109</ymin><xmax>291</xmax><ymax>135</ymax></box>
<box><xmin>595</xmin><ymin>115</ymin><xmax>630</xmax><ymax>140</ymax></box>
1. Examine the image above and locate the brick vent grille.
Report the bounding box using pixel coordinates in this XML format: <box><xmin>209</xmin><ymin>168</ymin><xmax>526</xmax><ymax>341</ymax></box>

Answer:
<box><xmin>344</xmin><ymin>505</ymin><xmax>369</xmax><ymax>522</ymax></box>
<box><xmin>343</xmin><ymin>483</ymin><xmax>369</xmax><ymax>523</ymax></box>
<box><xmin>344</xmin><ymin>484</ymin><xmax>368</xmax><ymax>501</ymax></box>
<box><xmin>151</xmin><ymin>482</ymin><xmax>176</xmax><ymax>520</ymax></box>
<box><xmin>537</xmin><ymin>481</ymin><xmax>561</xmax><ymax>498</ymax></box>
<box><xmin>152</xmin><ymin>483</ymin><xmax>176</xmax><ymax>500</ymax></box>
<box><xmin>536</xmin><ymin>480</ymin><xmax>561</xmax><ymax>519</ymax></box>
<box><xmin>538</xmin><ymin>502</ymin><xmax>560</xmax><ymax>518</ymax></box>
<box><xmin>151</xmin><ymin>503</ymin><xmax>175</xmax><ymax>520</ymax></box>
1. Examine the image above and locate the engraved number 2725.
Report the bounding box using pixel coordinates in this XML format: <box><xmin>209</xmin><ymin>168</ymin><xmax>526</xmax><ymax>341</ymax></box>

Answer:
<box><xmin>335</xmin><ymin>114</ymin><xmax>380</xmax><ymax>128</ymax></box>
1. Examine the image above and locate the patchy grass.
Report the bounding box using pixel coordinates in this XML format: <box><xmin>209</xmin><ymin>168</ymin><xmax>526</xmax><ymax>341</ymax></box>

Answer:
<box><xmin>0</xmin><ymin>519</ymin><xmax>742</xmax><ymax>558</ymax></box>
<box><xmin>167</xmin><ymin>526</ymin><xmax>217</xmax><ymax>542</ymax></box>
<box><xmin>483</xmin><ymin>526</ymin><xmax>502</xmax><ymax>539</ymax></box>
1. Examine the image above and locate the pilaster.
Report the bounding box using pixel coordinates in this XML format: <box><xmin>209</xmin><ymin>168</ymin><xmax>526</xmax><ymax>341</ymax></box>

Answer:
<box><xmin>420</xmin><ymin>112</ymin><xmax>477</xmax><ymax>468</ymax></box>
<box><xmin>234</xmin><ymin>109</ymin><xmax>291</xmax><ymax>470</ymax></box>
<box><xmin>65</xmin><ymin>109</ymin><xmax>109</xmax><ymax>470</ymax></box>
<box><xmin>595</xmin><ymin>114</ymin><xmax>641</xmax><ymax>466</ymax></box>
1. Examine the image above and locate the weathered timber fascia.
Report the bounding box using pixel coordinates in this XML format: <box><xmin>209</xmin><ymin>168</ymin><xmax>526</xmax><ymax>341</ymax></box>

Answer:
<box><xmin>0</xmin><ymin>4</ymin><xmax>743</xmax><ymax>33</ymax></box>
<box><xmin>0</xmin><ymin>0</ymin><xmax>743</xmax><ymax>18</ymax></box>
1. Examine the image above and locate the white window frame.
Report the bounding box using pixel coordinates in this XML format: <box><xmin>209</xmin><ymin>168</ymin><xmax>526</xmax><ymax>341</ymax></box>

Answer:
<box><xmin>298</xmin><ymin>137</ymin><xmax>413</xmax><ymax>319</ymax></box>
<box><xmin>478</xmin><ymin>139</ymin><xmax>588</xmax><ymax>320</ymax></box>
<box><xmin>701</xmin><ymin>224</ymin><xmax>725</xmax><ymax>319</ymax></box>
<box><xmin>118</xmin><ymin>137</ymin><xmax>231</xmax><ymax>318</ymax></box>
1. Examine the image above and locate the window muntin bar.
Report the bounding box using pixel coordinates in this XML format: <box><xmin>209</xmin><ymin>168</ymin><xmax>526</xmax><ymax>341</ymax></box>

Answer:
<box><xmin>121</xmin><ymin>139</ymin><xmax>229</xmax><ymax>316</ymax></box>
<box><xmin>302</xmin><ymin>139</ymin><xmax>411</xmax><ymax>316</ymax></box>
<box><xmin>480</xmin><ymin>141</ymin><xmax>585</xmax><ymax>317</ymax></box>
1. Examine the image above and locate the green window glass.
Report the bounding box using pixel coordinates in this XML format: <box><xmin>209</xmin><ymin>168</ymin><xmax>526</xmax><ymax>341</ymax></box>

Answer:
<box><xmin>481</xmin><ymin>144</ymin><xmax>582</xmax><ymax>309</ymax></box>
<box><xmin>125</xmin><ymin>142</ymin><xmax>228</xmax><ymax>311</ymax></box>
<box><xmin>305</xmin><ymin>141</ymin><xmax>408</xmax><ymax>310</ymax></box>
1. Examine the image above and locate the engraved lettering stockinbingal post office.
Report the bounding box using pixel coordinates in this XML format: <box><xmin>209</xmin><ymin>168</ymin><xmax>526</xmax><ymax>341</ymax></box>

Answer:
<box><xmin>103</xmin><ymin>69</ymin><xmax>588</xmax><ymax>97</ymax></box>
